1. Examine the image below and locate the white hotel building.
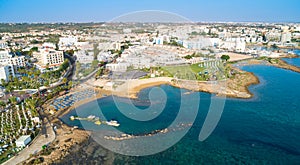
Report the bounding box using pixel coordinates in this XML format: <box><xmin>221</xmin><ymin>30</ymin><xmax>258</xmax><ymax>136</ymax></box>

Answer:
<box><xmin>0</xmin><ymin>41</ymin><xmax>7</xmax><ymax>49</ymax></box>
<box><xmin>0</xmin><ymin>50</ymin><xmax>26</xmax><ymax>68</ymax></box>
<box><xmin>219</xmin><ymin>38</ymin><xmax>246</xmax><ymax>53</ymax></box>
<box><xmin>0</xmin><ymin>64</ymin><xmax>15</xmax><ymax>82</ymax></box>
<box><xmin>74</xmin><ymin>50</ymin><xmax>94</xmax><ymax>64</ymax></box>
<box><xmin>33</xmin><ymin>48</ymin><xmax>64</xmax><ymax>72</ymax></box>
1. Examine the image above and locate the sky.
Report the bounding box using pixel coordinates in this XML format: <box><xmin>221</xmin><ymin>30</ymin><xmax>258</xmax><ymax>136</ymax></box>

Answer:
<box><xmin>0</xmin><ymin>0</ymin><xmax>299</xmax><ymax>23</ymax></box>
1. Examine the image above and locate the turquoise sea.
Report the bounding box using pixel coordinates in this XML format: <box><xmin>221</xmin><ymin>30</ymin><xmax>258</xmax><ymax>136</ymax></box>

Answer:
<box><xmin>61</xmin><ymin>51</ymin><xmax>300</xmax><ymax>164</ymax></box>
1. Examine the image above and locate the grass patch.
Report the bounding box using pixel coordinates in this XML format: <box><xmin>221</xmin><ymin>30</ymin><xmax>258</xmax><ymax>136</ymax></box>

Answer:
<box><xmin>161</xmin><ymin>64</ymin><xmax>206</xmax><ymax>80</ymax></box>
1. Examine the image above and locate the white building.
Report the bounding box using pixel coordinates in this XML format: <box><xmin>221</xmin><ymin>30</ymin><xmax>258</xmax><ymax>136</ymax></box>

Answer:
<box><xmin>98</xmin><ymin>42</ymin><xmax>121</xmax><ymax>50</ymax></box>
<box><xmin>281</xmin><ymin>32</ymin><xmax>292</xmax><ymax>43</ymax></box>
<box><xmin>106</xmin><ymin>63</ymin><xmax>129</xmax><ymax>72</ymax></box>
<box><xmin>33</xmin><ymin>48</ymin><xmax>64</xmax><ymax>71</ymax></box>
<box><xmin>0</xmin><ymin>41</ymin><xmax>7</xmax><ymax>49</ymax></box>
<box><xmin>220</xmin><ymin>38</ymin><xmax>246</xmax><ymax>52</ymax></box>
<box><xmin>58</xmin><ymin>36</ymin><xmax>78</xmax><ymax>50</ymax></box>
<box><xmin>123</xmin><ymin>28</ymin><xmax>132</xmax><ymax>33</ymax></box>
<box><xmin>15</xmin><ymin>135</ymin><xmax>31</xmax><ymax>148</ymax></box>
<box><xmin>42</xmin><ymin>42</ymin><xmax>56</xmax><ymax>49</ymax></box>
<box><xmin>74</xmin><ymin>50</ymin><xmax>94</xmax><ymax>64</ymax></box>
<box><xmin>97</xmin><ymin>51</ymin><xmax>113</xmax><ymax>62</ymax></box>
<box><xmin>155</xmin><ymin>37</ymin><xmax>164</xmax><ymax>45</ymax></box>
<box><xmin>75</xmin><ymin>42</ymin><xmax>93</xmax><ymax>50</ymax></box>
<box><xmin>183</xmin><ymin>38</ymin><xmax>219</xmax><ymax>50</ymax></box>
<box><xmin>123</xmin><ymin>56</ymin><xmax>153</xmax><ymax>69</ymax></box>
<box><xmin>0</xmin><ymin>50</ymin><xmax>25</xmax><ymax>67</ymax></box>
<box><xmin>59</xmin><ymin>36</ymin><xmax>78</xmax><ymax>46</ymax></box>
<box><xmin>31</xmin><ymin>117</ymin><xmax>40</xmax><ymax>123</ymax></box>
<box><xmin>0</xmin><ymin>64</ymin><xmax>15</xmax><ymax>82</ymax></box>
<box><xmin>186</xmin><ymin>57</ymin><xmax>205</xmax><ymax>64</ymax></box>
<box><xmin>266</xmin><ymin>31</ymin><xmax>281</xmax><ymax>42</ymax></box>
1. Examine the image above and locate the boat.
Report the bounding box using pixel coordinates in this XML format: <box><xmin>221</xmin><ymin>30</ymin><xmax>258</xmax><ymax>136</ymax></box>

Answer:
<box><xmin>94</xmin><ymin>120</ymin><xmax>101</xmax><ymax>125</ymax></box>
<box><xmin>183</xmin><ymin>91</ymin><xmax>192</xmax><ymax>95</ymax></box>
<box><xmin>70</xmin><ymin>116</ymin><xmax>75</xmax><ymax>121</ymax></box>
<box><xmin>87</xmin><ymin>115</ymin><xmax>96</xmax><ymax>119</ymax></box>
<box><xmin>106</xmin><ymin>120</ymin><xmax>120</xmax><ymax>127</ymax></box>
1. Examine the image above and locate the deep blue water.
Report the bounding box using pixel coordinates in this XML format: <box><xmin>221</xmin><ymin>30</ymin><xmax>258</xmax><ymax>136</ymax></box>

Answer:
<box><xmin>61</xmin><ymin>62</ymin><xmax>300</xmax><ymax>164</ymax></box>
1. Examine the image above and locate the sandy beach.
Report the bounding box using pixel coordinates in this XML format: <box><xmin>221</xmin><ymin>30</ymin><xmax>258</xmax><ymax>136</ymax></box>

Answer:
<box><xmin>217</xmin><ymin>52</ymin><xmax>253</xmax><ymax>62</ymax></box>
<box><xmin>110</xmin><ymin>77</ymin><xmax>173</xmax><ymax>98</ymax></box>
<box><xmin>86</xmin><ymin>73</ymin><xmax>258</xmax><ymax>100</ymax></box>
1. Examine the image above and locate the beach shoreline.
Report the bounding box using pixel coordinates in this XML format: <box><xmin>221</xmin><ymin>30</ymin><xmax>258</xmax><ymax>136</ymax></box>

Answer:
<box><xmin>50</xmin><ymin>53</ymin><xmax>300</xmax><ymax>119</ymax></box>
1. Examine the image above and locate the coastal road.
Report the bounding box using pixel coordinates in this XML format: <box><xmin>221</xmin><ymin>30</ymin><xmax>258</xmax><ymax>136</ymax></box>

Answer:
<box><xmin>38</xmin><ymin>53</ymin><xmax>75</xmax><ymax>92</ymax></box>
<box><xmin>3</xmin><ymin>118</ymin><xmax>56</xmax><ymax>165</ymax></box>
<box><xmin>77</xmin><ymin>67</ymin><xmax>100</xmax><ymax>83</ymax></box>
<box><xmin>64</xmin><ymin>53</ymin><xmax>76</xmax><ymax>81</ymax></box>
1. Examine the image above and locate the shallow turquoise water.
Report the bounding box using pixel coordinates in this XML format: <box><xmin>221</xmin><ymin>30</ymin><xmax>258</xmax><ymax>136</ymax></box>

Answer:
<box><xmin>61</xmin><ymin>62</ymin><xmax>300</xmax><ymax>164</ymax></box>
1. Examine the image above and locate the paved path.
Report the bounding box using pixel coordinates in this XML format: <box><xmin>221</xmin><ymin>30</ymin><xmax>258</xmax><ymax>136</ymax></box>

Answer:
<box><xmin>3</xmin><ymin>118</ymin><xmax>55</xmax><ymax>165</ymax></box>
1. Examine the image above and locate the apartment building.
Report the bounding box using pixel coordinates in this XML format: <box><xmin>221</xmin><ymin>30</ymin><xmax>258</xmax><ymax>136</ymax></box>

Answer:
<box><xmin>33</xmin><ymin>48</ymin><xmax>64</xmax><ymax>71</ymax></box>
<box><xmin>0</xmin><ymin>41</ymin><xmax>7</xmax><ymax>49</ymax></box>
<box><xmin>0</xmin><ymin>50</ymin><xmax>25</xmax><ymax>67</ymax></box>
<box><xmin>0</xmin><ymin>64</ymin><xmax>15</xmax><ymax>82</ymax></box>
<box><xmin>74</xmin><ymin>50</ymin><xmax>94</xmax><ymax>64</ymax></box>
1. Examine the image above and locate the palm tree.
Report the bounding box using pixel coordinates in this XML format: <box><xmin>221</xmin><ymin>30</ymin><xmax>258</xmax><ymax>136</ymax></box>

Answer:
<box><xmin>34</xmin><ymin>81</ymin><xmax>41</xmax><ymax>97</ymax></box>
<box><xmin>44</xmin><ymin>80</ymin><xmax>50</xmax><ymax>87</ymax></box>
<box><xmin>25</xmin><ymin>98</ymin><xmax>38</xmax><ymax>117</ymax></box>
<box><xmin>68</xmin><ymin>81</ymin><xmax>73</xmax><ymax>89</ymax></box>
<box><xmin>12</xmin><ymin>77</ymin><xmax>22</xmax><ymax>89</ymax></box>
<box><xmin>8</xmin><ymin>75</ymin><xmax>13</xmax><ymax>82</ymax></box>
<box><xmin>6</xmin><ymin>85</ymin><xmax>13</xmax><ymax>96</ymax></box>
<box><xmin>0</xmin><ymin>101</ymin><xmax>5</xmax><ymax>110</ymax></box>
<box><xmin>21</xmin><ymin>75</ymin><xmax>28</xmax><ymax>86</ymax></box>
<box><xmin>0</xmin><ymin>79</ymin><xmax>6</xmax><ymax>86</ymax></box>
<box><xmin>17</xmin><ymin>68</ymin><xmax>26</xmax><ymax>75</ymax></box>
<box><xmin>9</xmin><ymin>96</ymin><xmax>18</xmax><ymax>105</ymax></box>
<box><xmin>28</xmin><ymin>69</ymin><xmax>34</xmax><ymax>88</ymax></box>
<box><xmin>62</xmin><ymin>78</ymin><xmax>68</xmax><ymax>84</ymax></box>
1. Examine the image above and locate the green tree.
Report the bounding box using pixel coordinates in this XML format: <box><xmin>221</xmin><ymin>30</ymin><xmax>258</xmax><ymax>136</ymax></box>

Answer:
<box><xmin>9</xmin><ymin>96</ymin><xmax>17</xmax><ymax>105</ymax></box>
<box><xmin>62</xmin><ymin>78</ymin><xmax>67</xmax><ymax>84</ymax></box>
<box><xmin>271</xmin><ymin>44</ymin><xmax>278</xmax><ymax>49</ymax></box>
<box><xmin>65</xmin><ymin>49</ymin><xmax>74</xmax><ymax>56</ymax></box>
<box><xmin>42</xmin><ymin>145</ymin><xmax>47</xmax><ymax>150</ymax></box>
<box><xmin>30</xmin><ymin>47</ymin><xmax>38</xmax><ymax>52</ymax></box>
<box><xmin>6</xmin><ymin>85</ymin><xmax>13</xmax><ymax>95</ymax></box>
<box><xmin>1</xmin><ymin>79</ymin><xmax>6</xmax><ymax>86</ymax></box>
<box><xmin>75</xmin><ymin>62</ymin><xmax>81</xmax><ymax>76</ymax></box>
<box><xmin>221</xmin><ymin>55</ymin><xmax>230</xmax><ymax>61</ymax></box>
<box><xmin>184</xmin><ymin>55</ymin><xmax>193</xmax><ymax>59</ymax></box>
<box><xmin>25</xmin><ymin>98</ymin><xmax>38</xmax><ymax>117</ymax></box>
<box><xmin>91</xmin><ymin>60</ymin><xmax>99</xmax><ymax>69</ymax></box>
<box><xmin>59</xmin><ymin>59</ymin><xmax>69</xmax><ymax>71</ymax></box>
<box><xmin>44</xmin><ymin>80</ymin><xmax>50</xmax><ymax>87</ymax></box>
<box><xmin>68</xmin><ymin>81</ymin><xmax>73</xmax><ymax>89</ymax></box>
<box><xmin>0</xmin><ymin>101</ymin><xmax>5</xmax><ymax>109</ymax></box>
<box><xmin>93</xmin><ymin>44</ymin><xmax>100</xmax><ymax>59</ymax></box>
